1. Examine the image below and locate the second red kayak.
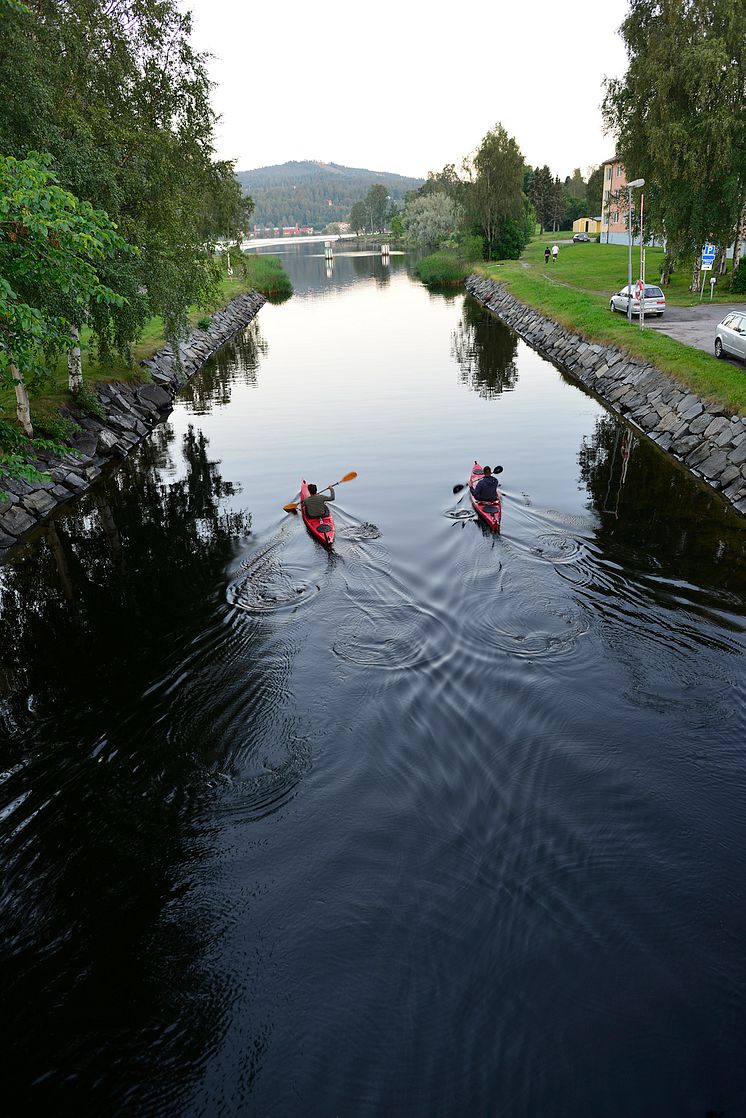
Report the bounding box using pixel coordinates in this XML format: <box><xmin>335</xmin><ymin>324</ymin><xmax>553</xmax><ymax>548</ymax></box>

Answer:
<box><xmin>469</xmin><ymin>462</ymin><xmax>502</xmax><ymax>532</ymax></box>
<box><xmin>300</xmin><ymin>479</ymin><xmax>335</xmax><ymax>548</ymax></box>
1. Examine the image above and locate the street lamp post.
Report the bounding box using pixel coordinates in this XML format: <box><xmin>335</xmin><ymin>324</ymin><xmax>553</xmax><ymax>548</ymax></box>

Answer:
<box><xmin>626</xmin><ymin>178</ymin><xmax>645</xmax><ymax>324</ymax></box>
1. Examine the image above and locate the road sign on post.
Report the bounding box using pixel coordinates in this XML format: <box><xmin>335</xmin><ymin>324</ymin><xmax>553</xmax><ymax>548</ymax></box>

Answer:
<box><xmin>701</xmin><ymin>243</ymin><xmax>716</xmax><ymax>271</ymax></box>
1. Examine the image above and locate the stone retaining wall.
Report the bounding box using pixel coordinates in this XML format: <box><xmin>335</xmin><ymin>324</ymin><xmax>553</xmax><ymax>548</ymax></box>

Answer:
<box><xmin>0</xmin><ymin>290</ymin><xmax>266</xmax><ymax>559</ymax></box>
<box><xmin>466</xmin><ymin>275</ymin><xmax>746</xmax><ymax>519</ymax></box>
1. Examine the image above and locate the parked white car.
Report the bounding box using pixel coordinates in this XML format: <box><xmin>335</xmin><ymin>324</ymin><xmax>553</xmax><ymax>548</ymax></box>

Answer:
<box><xmin>715</xmin><ymin>311</ymin><xmax>746</xmax><ymax>362</ymax></box>
<box><xmin>609</xmin><ymin>284</ymin><xmax>666</xmax><ymax>317</ymax></box>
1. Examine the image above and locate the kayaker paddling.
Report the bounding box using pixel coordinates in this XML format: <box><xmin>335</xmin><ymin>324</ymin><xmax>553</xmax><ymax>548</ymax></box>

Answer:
<box><xmin>302</xmin><ymin>483</ymin><xmax>335</xmax><ymax>518</ymax></box>
<box><xmin>471</xmin><ymin>465</ymin><xmax>499</xmax><ymax>502</ymax></box>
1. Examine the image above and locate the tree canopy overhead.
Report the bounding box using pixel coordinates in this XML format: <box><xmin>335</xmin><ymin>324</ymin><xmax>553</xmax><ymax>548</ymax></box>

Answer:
<box><xmin>603</xmin><ymin>0</ymin><xmax>746</xmax><ymax>286</ymax></box>
<box><xmin>0</xmin><ymin>0</ymin><xmax>251</xmax><ymax>361</ymax></box>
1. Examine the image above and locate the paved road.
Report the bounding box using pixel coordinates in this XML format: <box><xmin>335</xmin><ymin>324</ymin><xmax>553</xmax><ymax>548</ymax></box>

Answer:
<box><xmin>646</xmin><ymin>302</ymin><xmax>745</xmax><ymax>361</ymax></box>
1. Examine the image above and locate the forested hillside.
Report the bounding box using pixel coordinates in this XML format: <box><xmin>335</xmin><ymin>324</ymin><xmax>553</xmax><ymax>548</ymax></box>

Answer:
<box><xmin>236</xmin><ymin>161</ymin><xmax>423</xmax><ymax>228</ymax></box>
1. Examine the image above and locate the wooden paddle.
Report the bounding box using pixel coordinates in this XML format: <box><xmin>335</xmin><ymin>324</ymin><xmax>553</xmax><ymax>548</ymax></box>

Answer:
<box><xmin>453</xmin><ymin>466</ymin><xmax>503</xmax><ymax>495</ymax></box>
<box><xmin>283</xmin><ymin>471</ymin><xmax>357</xmax><ymax>512</ymax></box>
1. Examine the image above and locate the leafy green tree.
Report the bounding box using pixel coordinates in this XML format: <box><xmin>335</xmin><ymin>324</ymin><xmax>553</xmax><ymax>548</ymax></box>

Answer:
<box><xmin>365</xmin><ymin>184</ymin><xmax>389</xmax><ymax>232</ymax></box>
<box><xmin>529</xmin><ymin>165</ymin><xmax>555</xmax><ymax>232</ymax></box>
<box><xmin>564</xmin><ymin>167</ymin><xmax>586</xmax><ymax>202</ymax></box>
<box><xmin>468</xmin><ymin>124</ymin><xmax>525</xmax><ymax>258</ymax></box>
<box><xmin>603</xmin><ymin>0</ymin><xmax>746</xmax><ymax>288</ymax></box>
<box><xmin>586</xmin><ymin>165</ymin><xmax>604</xmax><ymax>217</ymax></box>
<box><xmin>349</xmin><ymin>201</ymin><xmax>367</xmax><ymax>235</ymax></box>
<box><xmin>402</xmin><ymin>194</ymin><xmax>465</xmax><ymax>249</ymax></box>
<box><xmin>389</xmin><ymin>212</ymin><xmax>404</xmax><ymax>239</ymax></box>
<box><xmin>0</xmin><ymin>0</ymin><xmax>246</xmax><ymax>372</ymax></box>
<box><xmin>0</xmin><ymin>152</ymin><xmax>129</xmax><ymax>436</ymax></box>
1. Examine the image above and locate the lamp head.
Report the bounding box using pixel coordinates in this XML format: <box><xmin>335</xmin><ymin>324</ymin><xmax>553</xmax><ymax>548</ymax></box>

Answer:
<box><xmin>628</xmin><ymin>178</ymin><xmax>645</xmax><ymax>188</ymax></box>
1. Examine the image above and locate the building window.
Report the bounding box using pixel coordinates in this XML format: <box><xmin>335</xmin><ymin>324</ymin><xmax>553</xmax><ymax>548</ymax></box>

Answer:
<box><xmin>606</xmin><ymin>165</ymin><xmax>612</xmax><ymax>180</ymax></box>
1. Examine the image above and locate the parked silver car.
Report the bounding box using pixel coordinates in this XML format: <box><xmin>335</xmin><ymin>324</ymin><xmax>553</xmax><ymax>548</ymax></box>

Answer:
<box><xmin>609</xmin><ymin>284</ymin><xmax>666</xmax><ymax>317</ymax></box>
<box><xmin>715</xmin><ymin>311</ymin><xmax>746</xmax><ymax>361</ymax></box>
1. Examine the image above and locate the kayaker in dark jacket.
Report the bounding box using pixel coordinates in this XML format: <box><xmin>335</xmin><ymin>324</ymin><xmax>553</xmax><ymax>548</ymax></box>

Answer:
<box><xmin>303</xmin><ymin>484</ymin><xmax>335</xmax><ymax>518</ymax></box>
<box><xmin>472</xmin><ymin>466</ymin><xmax>499</xmax><ymax>502</ymax></box>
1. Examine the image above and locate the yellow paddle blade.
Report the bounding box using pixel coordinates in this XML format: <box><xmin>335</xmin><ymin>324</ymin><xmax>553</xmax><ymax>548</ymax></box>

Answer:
<box><xmin>282</xmin><ymin>502</ymin><xmax>299</xmax><ymax>512</ymax></box>
<box><xmin>340</xmin><ymin>471</ymin><xmax>357</xmax><ymax>482</ymax></box>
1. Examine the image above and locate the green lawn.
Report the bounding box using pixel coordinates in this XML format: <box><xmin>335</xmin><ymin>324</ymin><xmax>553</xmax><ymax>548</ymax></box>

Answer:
<box><xmin>514</xmin><ymin>239</ymin><xmax>743</xmax><ymax>306</ymax></box>
<box><xmin>479</xmin><ymin>248</ymin><xmax>746</xmax><ymax>412</ymax></box>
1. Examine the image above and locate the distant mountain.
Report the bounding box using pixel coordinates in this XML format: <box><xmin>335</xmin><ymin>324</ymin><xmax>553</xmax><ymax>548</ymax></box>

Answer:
<box><xmin>235</xmin><ymin>161</ymin><xmax>423</xmax><ymax>229</ymax></box>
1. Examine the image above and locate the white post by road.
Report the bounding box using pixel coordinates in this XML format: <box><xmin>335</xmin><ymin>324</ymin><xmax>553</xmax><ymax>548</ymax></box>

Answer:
<box><xmin>626</xmin><ymin>179</ymin><xmax>645</xmax><ymax>325</ymax></box>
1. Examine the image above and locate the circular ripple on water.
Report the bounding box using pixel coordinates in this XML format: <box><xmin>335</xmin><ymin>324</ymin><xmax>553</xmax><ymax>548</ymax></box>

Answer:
<box><xmin>459</xmin><ymin>586</ymin><xmax>590</xmax><ymax>662</ymax></box>
<box><xmin>228</xmin><ymin>563</ymin><xmax>322</xmax><ymax>615</ymax></box>
<box><xmin>530</xmin><ymin>533</ymin><xmax>586</xmax><ymax>565</ymax></box>
<box><xmin>444</xmin><ymin>508</ymin><xmax>476</xmax><ymax>521</ymax></box>
<box><xmin>332</xmin><ymin>597</ymin><xmax>453</xmax><ymax>672</ymax></box>
<box><xmin>337</xmin><ymin>522</ymin><xmax>382</xmax><ymax>542</ymax></box>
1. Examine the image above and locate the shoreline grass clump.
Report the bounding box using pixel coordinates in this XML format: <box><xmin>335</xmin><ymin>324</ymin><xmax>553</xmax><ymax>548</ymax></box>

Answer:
<box><xmin>240</xmin><ymin>254</ymin><xmax>293</xmax><ymax>298</ymax></box>
<box><xmin>414</xmin><ymin>251</ymin><xmax>471</xmax><ymax>287</ymax></box>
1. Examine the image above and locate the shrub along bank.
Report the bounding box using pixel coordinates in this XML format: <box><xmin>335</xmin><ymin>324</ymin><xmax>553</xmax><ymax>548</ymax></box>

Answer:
<box><xmin>414</xmin><ymin>251</ymin><xmax>473</xmax><ymax>286</ymax></box>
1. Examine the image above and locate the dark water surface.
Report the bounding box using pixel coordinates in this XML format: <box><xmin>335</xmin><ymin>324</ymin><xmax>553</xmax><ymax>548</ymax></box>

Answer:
<box><xmin>2</xmin><ymin>243</ymin><xmax>746</xmax><ymax>1116</ymax></box>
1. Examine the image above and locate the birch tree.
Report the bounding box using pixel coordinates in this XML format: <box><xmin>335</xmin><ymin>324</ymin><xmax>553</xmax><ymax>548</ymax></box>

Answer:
<box><xmin>0</xmin><ymin>153</ymin><xmax>128</xmax><ymax>437</ymax></box>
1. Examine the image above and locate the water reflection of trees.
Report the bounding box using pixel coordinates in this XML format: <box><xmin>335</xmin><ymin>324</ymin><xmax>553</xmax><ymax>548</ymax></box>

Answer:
<box><xmin>579</xmin><ymin>413</ymin><xmax>746</xmax><ymax>595</ymax></box>
<box><xmin>181</xmin><ymin>318</ymin><xmax>268</xmax><ymax>414</ymax></box>
<box><xmin>0</xmin><ymin>423</ymin><xmax>262</xmax><ymax>1111</ymax></box>
<box><xmin>451</xmin><ymin>296</ymin><xmax>519</xmax><ymax>398</ymax></box>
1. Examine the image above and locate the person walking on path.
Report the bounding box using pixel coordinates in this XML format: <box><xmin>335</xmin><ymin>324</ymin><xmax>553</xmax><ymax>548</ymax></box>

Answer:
<box><xmin>544</xmin><ymin>246</ymin><xmax>551</xmax><ymax>266</ymax></box>
<box><xmin>551</xmin><ymin>244</ymin><xmax>559</xmax><ymax>264</ymax></box>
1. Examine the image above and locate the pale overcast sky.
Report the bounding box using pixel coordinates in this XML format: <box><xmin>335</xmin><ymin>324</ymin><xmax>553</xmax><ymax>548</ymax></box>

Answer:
<box><xmin>184</xmin><ymin>0</ymin><xmax>630</xmax><ymax>179</ymax></box>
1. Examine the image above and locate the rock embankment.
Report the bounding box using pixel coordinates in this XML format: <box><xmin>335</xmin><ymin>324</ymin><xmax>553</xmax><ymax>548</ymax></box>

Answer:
<box><xmin>466</xmin><ymin>275</ymin><xmax>746</xmax><ymax>519</ymax></box>
<box><xmin>0</xmin><ymin>290</ymin><xmax>266</xmax><ymax>558</ymax></box>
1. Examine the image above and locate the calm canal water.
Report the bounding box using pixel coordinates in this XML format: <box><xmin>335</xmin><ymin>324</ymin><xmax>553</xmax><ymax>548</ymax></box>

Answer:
<box><xmin>2</xmin><ymin>243</ymin><xmax>746</xmax><ymax>1116</ymax></box>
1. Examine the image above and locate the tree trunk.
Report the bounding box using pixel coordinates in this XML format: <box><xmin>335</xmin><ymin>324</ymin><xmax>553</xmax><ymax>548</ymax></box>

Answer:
<box><xmin>11</xmin><ymin>363</ymin><xmax>33</xmax><ymax>438</ymax></box>
<box><xmin>67</xmin><ymin>324</ymin><xmax>83</xmax><ymax>394</ymax></box>
<box><xmin>716</xmin><ymin>245</ymin><xmax>727</xmax><ymax>276</ymax></box>
<box><xmin>731</xmin><ymin>198</ymin><xmax>746</xmax><ymax>287</ymax></box>
<box><xmin>690</xmin><ymin>256</ymin><xmax>701</xmax><ymax>293</ymax></box>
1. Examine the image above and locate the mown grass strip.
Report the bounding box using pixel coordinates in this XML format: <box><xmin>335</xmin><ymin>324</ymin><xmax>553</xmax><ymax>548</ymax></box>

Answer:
<box><xmin>478</xmin><ymin>259</ymin><xmax>746</xmax><ymax>413</ymax></box>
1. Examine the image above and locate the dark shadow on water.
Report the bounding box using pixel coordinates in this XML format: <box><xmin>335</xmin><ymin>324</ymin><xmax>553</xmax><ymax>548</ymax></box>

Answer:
<box><xmin>0</xmin><ymin>423</ymin><xmax>280</xmax><ymax>1113</ymax></box>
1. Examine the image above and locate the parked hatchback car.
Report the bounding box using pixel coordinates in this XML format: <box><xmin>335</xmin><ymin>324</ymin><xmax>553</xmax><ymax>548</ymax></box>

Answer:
<box><xmin>572</xmin><ymin>232</ymin><xmax>592</xmax><ymax>242</ymax></box>
<box><xmin>609</xmin><ymin>284</ymin><xmax>666</xmax><ymax>317</ymax></box>
<box><xmin>715</xmin><ymin>311</ymin><xmax>746</xmax><ymax>361</ymax></box>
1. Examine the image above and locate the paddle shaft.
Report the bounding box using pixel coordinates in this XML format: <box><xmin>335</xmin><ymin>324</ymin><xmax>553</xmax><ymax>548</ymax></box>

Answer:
<box><xmin>284</xmin><ymin>471</ymin><xmax>357</xmax><ymax>512</ymax></box>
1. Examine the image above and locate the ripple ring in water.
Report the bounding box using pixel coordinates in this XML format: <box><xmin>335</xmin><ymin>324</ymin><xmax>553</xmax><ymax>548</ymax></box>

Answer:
<box><xmin>228</xmin><ymin>562</ymin><xmax>322</xmax><ymax>615</ymax></box>
<box><xmin>459</xmin><ymin>588</ymin><xmax>591</xmax><ymax>663</ymax></box>
<box><xmin>332</xmin><ymin>597</ymin><xmax>454</xmax><ymax>673</ymax></box>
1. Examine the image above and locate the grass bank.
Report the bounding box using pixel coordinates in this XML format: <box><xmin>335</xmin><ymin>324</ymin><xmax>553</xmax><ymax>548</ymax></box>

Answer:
<box><xmin>0</xmin><ymin>254</ymin><xmax>291</xmax><ymax>430</ymax></box>
<box><xmin>478</xmin><ymin>242</ymin><xmax>746</xmax><ymax>412</ymax></box>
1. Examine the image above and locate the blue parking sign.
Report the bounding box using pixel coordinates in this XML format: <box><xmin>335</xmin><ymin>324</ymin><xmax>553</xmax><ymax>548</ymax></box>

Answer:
<box><xmin>701</xmin><ymin>243</ymin><xmax>716</xmax><ymax>271</ymax></box>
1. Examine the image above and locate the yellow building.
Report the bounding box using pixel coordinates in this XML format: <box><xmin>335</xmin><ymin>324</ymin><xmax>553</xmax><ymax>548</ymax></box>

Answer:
<box><xmin>572</xmin><ymin>217</ymin><xmax>601</xmax><ymax>235</ymax></box>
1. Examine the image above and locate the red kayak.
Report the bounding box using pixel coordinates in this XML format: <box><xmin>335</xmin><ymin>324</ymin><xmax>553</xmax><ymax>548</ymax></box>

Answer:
<box><xmin>469</xmin><ymin>462</ymin><xmax>502</xmax><ymax>532</ymax></box>
<box><xmin>300</xmin><ymin>479</ymin><xmax>335</xmax><ymax>548</ymax></box>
